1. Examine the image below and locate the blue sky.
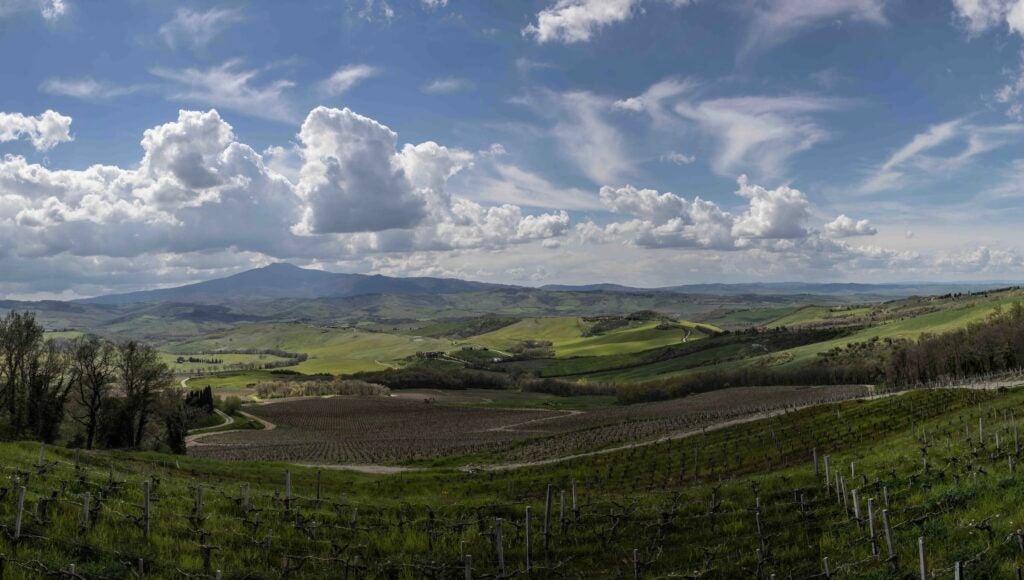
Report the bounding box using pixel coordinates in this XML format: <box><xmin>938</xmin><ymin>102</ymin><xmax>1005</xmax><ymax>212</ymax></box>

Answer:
<box><xmin>4</xmin><ymin>0</ymin><xmax>1024</xmax><ymax>297</ymax></box>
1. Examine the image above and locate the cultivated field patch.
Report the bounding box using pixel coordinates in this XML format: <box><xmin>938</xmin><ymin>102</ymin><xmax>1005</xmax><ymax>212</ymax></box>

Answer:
<box><xmin>190</xmin><ymin>385</ymin><xmax>870</xmax><ymax>467</ymax></box>
<box><xmin>189</xmin><ymin>397</ymin><xmax>564</xmax><ymax>464</ymax></box>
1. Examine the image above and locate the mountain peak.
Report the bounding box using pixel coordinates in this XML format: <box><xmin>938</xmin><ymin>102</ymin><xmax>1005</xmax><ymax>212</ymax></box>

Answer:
<box><xmin>78</xmin><ymin>264</ymin><xmax>508</xmax><ymax>305</ymax></box>
<box><xmin>256</xmin><ymin>262</ymin><xmax>304</xmax><ymax>272</ymax></box>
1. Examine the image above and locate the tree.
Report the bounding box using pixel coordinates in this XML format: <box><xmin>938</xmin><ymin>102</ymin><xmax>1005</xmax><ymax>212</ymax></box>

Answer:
<box><xmin>24</xmin><ymin>340</ymin><xmax>73</xmax><ymax>443</ymax></box>
<box><xmin>115</xmin><ymin>341</ymin><xmax>173</xmax><ymax>448</ymax></box>
<box><xmin>0</xmin><ymin>312</ymin><xmax>72</xmax><ymax>442</ymax></box>
<box><xmin>69</xmin><ymin>336</ymin><xmax>115</xmax><ymax>449</ymax></box>
<box><xmin>0</xmin><ymin>311</ymin><xmax>45</xmax><ymax>436</ymax></box>
<box><xmin>159</xmin><ymin>391</ymin><xmax>192</xmax><ymax>455</ymax></box>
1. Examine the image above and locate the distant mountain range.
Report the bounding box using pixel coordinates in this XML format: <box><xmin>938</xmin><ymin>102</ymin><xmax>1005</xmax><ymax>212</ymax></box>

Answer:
<box><xmin>78</xmin><ymin>263</ymin><xmax>509</xmax><ymax>305</ymax></box>
<box><xmin>76</xmin><ymin>263</ymin><xmax>1018</xmax><ymax>305</ymax></box>
<box><xmin>542</xmin><ymin>281</ymin><xmax>1017</xmax><ymax>297</ymax></box>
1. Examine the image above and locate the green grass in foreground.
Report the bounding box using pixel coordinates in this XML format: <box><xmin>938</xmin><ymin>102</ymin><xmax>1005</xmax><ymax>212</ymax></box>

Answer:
<box><xmin>4</xmin><ymin>387</ymin><xmax>1024</xmax><ymax>577</ymax></box>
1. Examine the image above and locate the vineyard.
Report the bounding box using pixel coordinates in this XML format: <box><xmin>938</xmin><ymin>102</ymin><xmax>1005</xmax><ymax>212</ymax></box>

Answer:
<box><xmin>5</xmin><ymin>386</ymin><xmax>1024</xmax><ymax>577</ymax></box>
<box><xmin>188</xmin><ymin>385</ymin><xmax>869</xmax><ymax>466</ymax></box>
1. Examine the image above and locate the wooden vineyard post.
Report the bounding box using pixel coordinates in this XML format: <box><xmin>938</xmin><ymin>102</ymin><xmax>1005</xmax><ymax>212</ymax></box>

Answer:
<box><xmin>755</xmin><ymin>509</ymin><xmax>766</xmax><ymax>554</ymax></box>
<box><xmin>242</xmin><ymin>482</ymin><xmax>250</xmax><ymax>512</ymax></box>
<box><xmin>979</xmin><ymin>417</ymin><xmax>984</xmax><ymax>443</ymax></box>
<box><xmin>917</xmin><ymin>536</ymin><xmax>926</xmax><ymax>580</ymax></box>
<box><xmin>813</xmin><ymin>447</ymin><xmax>819</xmax><ymax>475</ymax></box>
<box><xmin>316</xmin><ymin>470</ymin><xmax>322</xmax><ymax>504</ymax></box>
<box><xmin>883</xmin><ymin>486</ymin><xmax>890</xmax><ymax>509</ymax></box>
<box><xmin>36</xmin><ymin>442</ymin><xmax>44</xmax><ymax>469</ymax></box>
<box><xmin>464</xmin><ymin>554</ymin><xmax>472</xmax><ymax>580</ymax></box>
<box><xmin>867</xmin><ymin>498</ymin><xmax>877</xmax><ymax>557</ymax></box>
<box><xmin>525</xmin><ymin>506</ymin><xmax>532</xmax><ymax>573</ymax></box>
<box><xmin>196</xmin><ymin>485</ymin><xmax>204</xmax><ymax>523</ymax></box>
<box><xmin>633</xmin><ymin>548</ymin><xmax>640</xmax><ymax>580</ymax></box>
<box><xmin>824</xmin><ymin>455</ymin><xmax>831</xmax><ymax>488</ymax></box>
<box><xmin>544</xmin><ymin>484</ymin><xmax>552</xmax><ymax>550</ymax></box>
<box><xmin>83</xmin><ymin>492</ymin><xmax>91</xmax><ymax>530</ymax></box>
<box><xmin>559</xmin><ymin>490</ymin><xmax>566</xmax><ymax>533</ymax></box>
<box><xmin>571</xmin><ymin>479</ymin><xmax>579</xmax><ymax>521</ymax></box>
<box><xmin>882</xmin><ymin>509</ymin><xmax>896</xmax><ymax>562</ymax></box>
<box><xmin>840</xmin><ymin>477</ymin><xmax>849</xmax><ymax>515</ymax></box>
<box><xmin>851</xmin><ymin>489</ymin><xmax>861</xmax><ymax>527</ymax></box>
<box><xmin>284</xmin><ymin>470</ymin><xmax>292</xmax><ymax>512</ymax></box>
<box><xmin>143</xmin><ymin>480</ymin><xmax>151</xmax><ymax>538</ymax></box>
<box><xmin>822</xmin><ymin>557</ymin><xmax>831</xmax><ymax>579</ymax></box>
<box><xmin>13</xmin><ymin>486</ymin><xmax>25</xmax><ymax>540</ymax></box>
<box><xmin>954</xmin><ymin>561</ymin><xmax>963</xmax><ymax>580</ymax></box>
<box><xmin>495</xmin><ymin>517</ymin><xmax>505</xmax><ymax>578</ymax></box>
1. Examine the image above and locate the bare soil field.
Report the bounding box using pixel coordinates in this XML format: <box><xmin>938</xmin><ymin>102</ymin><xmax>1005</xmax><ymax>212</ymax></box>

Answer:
<box><xmin>189</xmin><ymin>385</ymin><xmax>869</xmax><ymax>466</ymax></box>
<box><xmin>495</xmin><ymin>384</ymin><xmax>870</xmax><ymax>461</ymax></box>
<box><xmin>189</xmin><ymin>396</ymin><xmax>564</xmax><ymax>464</ymax></box>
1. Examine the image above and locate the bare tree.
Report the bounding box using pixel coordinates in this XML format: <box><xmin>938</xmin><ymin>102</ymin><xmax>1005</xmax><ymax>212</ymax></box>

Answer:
<box><xmin>70</xmin><ymin>336</ymin><xmax>115</xmax><ymax>449</ymax></box>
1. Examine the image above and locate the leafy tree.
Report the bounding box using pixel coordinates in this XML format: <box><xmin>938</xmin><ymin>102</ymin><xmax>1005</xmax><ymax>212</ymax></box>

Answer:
<box><xmin>0</xmin><ymin>312</ymin><xmax>73</xmax><ymax>442</ymax></box>
<box><xmin>69</xmin><ymin>336</ymin><xmax>116</xmax><ymax>449</ymax></box>
<box><xmin>115</xmin><ymin>341</ymin><xmax>173</xmax><ymax>448</ymax></box>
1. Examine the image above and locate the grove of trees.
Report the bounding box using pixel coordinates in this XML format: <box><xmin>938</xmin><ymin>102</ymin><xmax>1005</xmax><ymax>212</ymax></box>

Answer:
<box><xmin>0</xmin><ymin>311</ymin><xmax>186</xmax><ymax>451</ymax></box>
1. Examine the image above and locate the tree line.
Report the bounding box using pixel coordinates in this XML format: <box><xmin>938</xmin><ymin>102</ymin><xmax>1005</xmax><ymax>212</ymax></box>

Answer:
<box><xmin>0</xmin><ymin>311</ymin><xmax>189</xmax><ymax>452</ymax></box>
<box><xmin>885</xmin><ymin>302</ymin><xmax>1024</xmax><ymax>385</ymax></box>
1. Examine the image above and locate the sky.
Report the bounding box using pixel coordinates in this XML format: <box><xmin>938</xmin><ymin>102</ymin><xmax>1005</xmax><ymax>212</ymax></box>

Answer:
<box><xmin>5</xmin><ymin>0</ymin><xmax>1024</xmax><ymax>298</ymax></box>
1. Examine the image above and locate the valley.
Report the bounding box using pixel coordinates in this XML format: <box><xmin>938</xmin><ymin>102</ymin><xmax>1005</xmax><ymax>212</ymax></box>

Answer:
<box><xmin>3</xmin><ymin>265</ymin><xmax>1024</xmax><ymax>578</ymax></box>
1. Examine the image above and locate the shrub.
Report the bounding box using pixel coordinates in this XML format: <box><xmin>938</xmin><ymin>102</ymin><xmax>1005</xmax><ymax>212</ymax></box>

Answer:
<box><xmin>254</xmin><ymin>379</ymin><xmax>390</xmax><ymax>399</ymax></box>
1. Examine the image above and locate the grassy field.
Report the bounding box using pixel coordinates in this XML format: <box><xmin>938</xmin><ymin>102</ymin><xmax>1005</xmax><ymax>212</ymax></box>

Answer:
<box><xmin>777</xmin><ymin>295</ymin><xmax>1024</xmax><ymax>366</ymax></box>
<box><xmin>465</xmin><ymin>317</ymin><xmax>714</xmax><ymax>358</ymax></box>
<box><xmin>766</xmin><ymin>304</ymin><xmax>872</xmax><ymax>328</ymax></box>
<box><xmin>184</xmin><ymin>370</ymin><xmax>284</xmax><ymax>393</ymax></box>
<box><xmin>43</xmin><ymin>330</ymin><xmax>85</xmax><ymax>341</ymax></box>
<box><xmin>574</xmin><ymin>292</ymin><xmax>1024</xmax><ymax>382</ymax></box>
<box><xmin>704</xmin><ymin>305</ymin><xmax>798</xmax><ymax>328</ymax></box>
<box><xmin>168</xmin><ymin>323</ymin><xmax>452</xmax><ymax>375</ymax></box>
<box><xmin>159</xmin><ymin>352</ymin><xmax>293</xmax><ymax>374</ymax></box>
<box><xmin>6</xmin><ymin>386</ymin><xmax>1024</xmax><ymax>577</ymax></box>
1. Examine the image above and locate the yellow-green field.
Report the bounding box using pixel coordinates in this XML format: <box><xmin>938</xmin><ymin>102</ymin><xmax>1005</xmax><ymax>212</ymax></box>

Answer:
<box><xmin>158</xmin><ymin>352</ymin><xmax>293</xmax><ymax>373</ymax></box>
<box><xmin>464</xmin><ymin>316</ymin><xmax>716</xmax><ymax>358</ymax></box>
<box><xmin>169</xmin><ymin>323</ymin><xmax>452</xmax><ymax>375</ymax></box>
<box><xmin>776</xmin><ymin>295</ymin><xmax>1024</xmax><ymax>366</ymax></box>
<box><xmin>766</xmin><ymin>305</ymin><xmax>872</xmax><ymax>328</ymax></box>
<box><xmin>43</xmin><ymin>330</ymin><xmax>84</xmax><ymax>340</ymax></box>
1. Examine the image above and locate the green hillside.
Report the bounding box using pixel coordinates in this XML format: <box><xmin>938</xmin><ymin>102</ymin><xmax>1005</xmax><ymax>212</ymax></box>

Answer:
<box><xmin>466</xmin><ymin>316</ymin><xmax>716</xmax><ymax>358</ymax></box>
<box><xmin>168</xmin><ymin>323</ymin><xmax>452</xmax><ymax>375</ymax></box>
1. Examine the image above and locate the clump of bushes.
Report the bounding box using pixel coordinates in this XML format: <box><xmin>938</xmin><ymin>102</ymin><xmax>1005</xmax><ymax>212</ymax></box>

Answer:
<box><xmin>349</xmin><ymin>367</ymin><xmax>510</xmax><ymax>390</ymax></box>
<box><xmin>520</xmin><ymin>378</ymin><xmax>616</xmax><ymax>397</ymax></box>
<box><xmin>255</xmin><ymin>379</ymin><xmax>390</xmax><ymax>399</ymax></box>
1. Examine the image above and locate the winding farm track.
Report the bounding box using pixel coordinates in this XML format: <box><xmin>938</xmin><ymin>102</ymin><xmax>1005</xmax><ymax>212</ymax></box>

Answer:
<box><xmin>186</xmin><ymin>410</ymin><xmax>273</xmax><ymax>446</ymax></box>
<box><xmin>185</xmin><ymin>379</ymin><xmax>1023</xmax><ymax>475</ymax></box>
<box><xmin>485</xmin><ymin>408</ymin><xmax>583</xmax><ymax>434</ymax></box>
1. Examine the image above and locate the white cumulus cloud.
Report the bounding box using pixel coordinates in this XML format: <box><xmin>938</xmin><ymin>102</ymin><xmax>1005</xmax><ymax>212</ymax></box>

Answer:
<box><xmin>0</xmin><ymin>110</ymin><xmax>73</xmax><ymax>151</ymax></box>
<box><xmin>824</xmin><ymin>214</ymin><xmax>877</xmax><ymax>238</ymax></box>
